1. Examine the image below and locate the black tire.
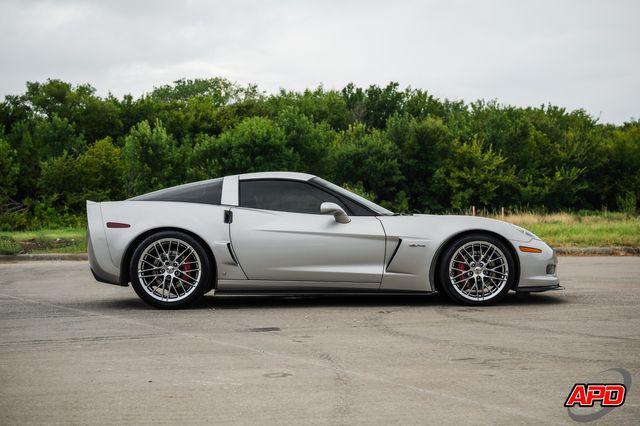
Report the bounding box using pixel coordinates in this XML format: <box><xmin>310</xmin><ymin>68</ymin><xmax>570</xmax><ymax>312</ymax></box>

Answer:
<box><xmin>129</xmin><ymin>231</ymin><xmax>213</xmax><ymax>309</ymax></box>
<box><xmin>437</xmin><ymin>233</ymin><xmax>516</xmax><ymax>306</ymax></box>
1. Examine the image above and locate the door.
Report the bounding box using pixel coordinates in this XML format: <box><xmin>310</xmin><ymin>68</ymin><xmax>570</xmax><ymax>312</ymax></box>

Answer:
<box><xmin>229</xmin><ymin>179</ymin><xmax>386</xmax><ymax>289</ymax></box>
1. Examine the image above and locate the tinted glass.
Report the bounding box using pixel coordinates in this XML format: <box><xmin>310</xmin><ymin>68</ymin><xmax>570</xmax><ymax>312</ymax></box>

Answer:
<box><xmin>240</xmin><ymin>180</ymin><xmax>346</xmax><ymax>214</ymax></box>
<box><xmin>130</xmin><ymin>179</ymin><xmax>223</xmax><ymax>205</ymax></box>
<box><xmin>311</xmin><ymin>177</ymin><xmax>394</xmax><ymax>215</ymax></box>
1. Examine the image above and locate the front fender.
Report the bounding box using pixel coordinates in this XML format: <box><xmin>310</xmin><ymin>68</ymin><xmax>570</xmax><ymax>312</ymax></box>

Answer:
<box><xmin>377</xmin><ymin>215</ymin><xmax>530</xmax><ymax>292</ymax></box>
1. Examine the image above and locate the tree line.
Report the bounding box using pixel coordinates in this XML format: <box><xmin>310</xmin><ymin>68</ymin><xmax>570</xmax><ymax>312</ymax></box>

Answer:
<box><xmin>0</xmin><ymin>77</ymin><xmax>638</xmax><ymax>230</ymax></box>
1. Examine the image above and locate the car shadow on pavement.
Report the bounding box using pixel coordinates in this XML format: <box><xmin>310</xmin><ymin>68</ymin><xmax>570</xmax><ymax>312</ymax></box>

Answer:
<box><xmin>83</xmin><ymin>292</ymin><xmax>569</xmax><ymax>311</ymax></box>
<box><xmin>195</xmin><ymin>292</ymin><xmax>568</xmax><ymax>310</ymax></box>
<box><xmin>84</xmin><ymin>291</ymin><xmax>568</xmax><ymax>311</ymax></box>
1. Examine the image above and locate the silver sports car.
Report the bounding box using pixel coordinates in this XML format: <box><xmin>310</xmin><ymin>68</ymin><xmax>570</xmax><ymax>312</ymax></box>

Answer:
<box><xmin>87</xmin><ymin>171</ymin><xmax>561</xmax><ymax>308</ymax></box>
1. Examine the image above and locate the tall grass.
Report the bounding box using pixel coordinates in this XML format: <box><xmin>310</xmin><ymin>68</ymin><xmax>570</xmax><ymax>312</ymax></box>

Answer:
<box><xmin>0</xmin><ymin>227</ymin><xmax>86</xmax><ymax>254</ymax></box>
<box><xmin>0</xmin><ymin>214</ymin><xmax>638</xmax><ymax>254</ymax></box>
<box><xmin>492</xmin><ymin>212</ymin><xmax>640</xmax><ymax>247</ymax></box>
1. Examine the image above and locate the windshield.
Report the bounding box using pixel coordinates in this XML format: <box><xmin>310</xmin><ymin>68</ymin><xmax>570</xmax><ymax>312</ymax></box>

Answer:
<box><xmin>311</xmin><ymin>177</ymin><xmax>395</xmax><ymax>216</ymax></box>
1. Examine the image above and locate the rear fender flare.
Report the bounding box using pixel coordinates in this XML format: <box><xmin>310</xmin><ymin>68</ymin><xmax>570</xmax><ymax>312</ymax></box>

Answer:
<box><xmin>120</xmin><ymin>227</ymin><xmax>217</xmax><ymax>290</ymax></box>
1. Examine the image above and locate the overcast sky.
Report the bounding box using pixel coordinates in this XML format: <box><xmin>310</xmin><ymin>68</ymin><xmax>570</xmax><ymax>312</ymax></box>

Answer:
<box><xmin>1</xmin><ymin>0</ymin><xmax>638</xmax><ymax>123</ymax></box>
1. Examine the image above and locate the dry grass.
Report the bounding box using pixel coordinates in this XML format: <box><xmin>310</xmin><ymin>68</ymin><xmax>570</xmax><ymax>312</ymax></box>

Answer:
<box><xmin>497</xmin><ymin>212</ymin><xmax>575</xmax><ymax>225</ymax></box>
<box><xmin>1</xmin><ymin>214</ymin><xmax>639</xmax><ymax>254</ymax></box>
<box><xmin>490</xmin><ymin>212</ymin><xmax>640</xmax><ymax>247</ymax></box>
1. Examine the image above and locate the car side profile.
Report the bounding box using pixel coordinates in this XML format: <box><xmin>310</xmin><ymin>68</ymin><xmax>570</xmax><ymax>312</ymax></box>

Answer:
<box><xmin>87</xmin><ymin>172</ymin><xmax>561</xmax><ymax>308</ymax></box>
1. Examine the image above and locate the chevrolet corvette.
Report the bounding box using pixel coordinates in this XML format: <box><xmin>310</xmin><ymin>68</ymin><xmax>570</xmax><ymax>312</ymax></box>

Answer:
<box><xmin>87</xmin><ymin>172</ymin><xmax>561</xmax><ymax>308</ymax></box>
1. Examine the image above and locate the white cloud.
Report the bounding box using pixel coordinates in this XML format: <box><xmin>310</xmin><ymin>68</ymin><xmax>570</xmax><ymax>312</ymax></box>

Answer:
<box><xmin>0</xmin><ymin>0</ymin><xmax>638</xmax><ymax>123</ymax></box>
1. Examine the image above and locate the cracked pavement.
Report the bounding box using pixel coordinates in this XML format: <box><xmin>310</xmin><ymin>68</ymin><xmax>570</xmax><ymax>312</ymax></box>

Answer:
<box><xmin>1</xmin><ymin>257</ymin><xmax>639</xmax><ymax>424</ymax></box>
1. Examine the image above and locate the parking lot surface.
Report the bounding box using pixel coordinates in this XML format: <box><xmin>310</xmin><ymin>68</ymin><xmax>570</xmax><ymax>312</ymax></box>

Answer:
<box><xmin>1</xmin><ymin>257</ymin><xmax>639</xmax><ymax>424</ymax></box>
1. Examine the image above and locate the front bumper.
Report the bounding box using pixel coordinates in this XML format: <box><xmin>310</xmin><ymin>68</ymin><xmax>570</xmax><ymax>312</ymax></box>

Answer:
<box><xmin>512</xmin><ymin>239</ymin><xmax>560</xmax><ymax>290</ymax></box>
<box><xmin>517</xmin><ymin>284</ymin><xmax>564</xmax><ymax>293</ymax></box>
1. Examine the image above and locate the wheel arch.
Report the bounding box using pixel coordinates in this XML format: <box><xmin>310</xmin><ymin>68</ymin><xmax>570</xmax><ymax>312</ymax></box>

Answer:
<box><xmin>120</xmin><ymin>227</ymin><xmax>217</xmax><ymax>291</ymax></box>
<box><xmin>429</xmin><ymin>229</ymin><xmax>520</xmax><ymax>293</ymax></box>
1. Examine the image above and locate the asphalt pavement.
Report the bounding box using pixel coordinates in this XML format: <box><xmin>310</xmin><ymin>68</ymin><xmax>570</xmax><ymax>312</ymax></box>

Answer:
<box><xmin>1</xmin><ymin>257</ymin><xmax>639</xmax><ymax>424</ymax></box>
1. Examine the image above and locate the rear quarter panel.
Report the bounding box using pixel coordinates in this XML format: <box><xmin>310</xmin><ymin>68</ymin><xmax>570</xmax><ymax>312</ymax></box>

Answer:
<box><xmin>95</xmin><ymin>201</ymin><xmax>246</xmax><ymax>283</ymax></box>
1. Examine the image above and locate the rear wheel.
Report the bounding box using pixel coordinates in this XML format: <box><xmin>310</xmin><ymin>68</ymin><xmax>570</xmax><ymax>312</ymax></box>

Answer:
<box><xmin>130</xmin><ymin>231</ymin><xmax>212</xmax><ymax>309</ymax></box>
<box><xmin>438</xmin><ymin>233</ymin><xmax>516</xmax><ymax>305</ymax></box>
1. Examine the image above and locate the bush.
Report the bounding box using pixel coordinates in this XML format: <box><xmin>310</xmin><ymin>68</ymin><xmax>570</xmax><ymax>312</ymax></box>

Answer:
<box><xmin>123</xmin><ymin>120</ymin><xmax>183</xmax><ymax>197</ymax></box>
<box><xmin>617</xmin><ymin>192</ymin><xmax>637</xmax><ymax>215</ymax></box>
<box><xmin>331</xmin><ymin>123</ymin><xmax>405</xmax><ymax>209</ymax></box>
<box><xmin>0</xmin><ymin>136</ymin><xmax>19</xmax><ymax>204</ymax></box>
<box><xmin>1</xmin><ymin>77</ymin><xmax>640</xmax><ymax>229</ymax></box>
<box><xmin>0</xmin><ymin>236</ymin><xmax>21</xmax><ymax>255</ymax></box>
<box><xmin>434</xmin><ymin>139</ymin><xmax>517</xmax><ymax>210</ymax></box>
<box><xmin>38</xmin><ymin>137</ymin><xmax>125</xmax><ymax>211</ymax></box>
<box><xmin>188</xmin><ymin>117</ymin><xmax>299</xmax><ymax>182</ymax></box>
<box><xmin>275</xmin><ymin>107</ymin><xmax>334</xmax><ymax>175</ymax></box>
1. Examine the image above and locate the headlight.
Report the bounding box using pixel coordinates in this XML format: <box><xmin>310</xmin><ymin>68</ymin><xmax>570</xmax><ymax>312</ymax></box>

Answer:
<box><xmin>512</xmin><ymin>225</ymin><xmax>541</xmax><ymax>241</ymax></box>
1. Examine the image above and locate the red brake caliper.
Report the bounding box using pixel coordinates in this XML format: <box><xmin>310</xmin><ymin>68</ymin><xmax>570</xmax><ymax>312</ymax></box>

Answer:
<box><xmin>455</xmin><ymin>260</ymin><xmax>467</xmax><ymax>286</ymax></box>
<box><xmin>181</xmin><ymin>255</ymin><xmax>191</xmax><ymax>283</ymax></box>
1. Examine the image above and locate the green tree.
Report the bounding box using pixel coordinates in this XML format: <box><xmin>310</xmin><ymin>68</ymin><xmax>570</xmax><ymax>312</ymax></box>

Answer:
<box><xmin>267</xmin><ymin>87</ymin><xmax>349</xmax><ymax>130</ymax></box>
<box><xmin>38</xmin><ymin>137</ymin><xmax>126</xmax><ymax>211</ymax></box>
<box><xmin>434</xmin><ymin>139</ymin><xmax>517</xmax><ymax>210</ymax></box>
<box><xmin>0</xmin><ymin>136</ymin><xmax>19</xmax><ymax>204</ymax></box>
<box><xmin>123</xmin><ymin>120</ymin><xmax>183</xmax><ymax>196</ymax></box>
<box><xmin>6</xmin><ymin>115</ymin><xmax>84</xmax><ymax>200</ymax></box>
<box><xmin>585</xmin><ymin>121</ymin><xmax>640</xmax><ymax>209</ymax></box>
<box><xmin>387</xmin><ymin>114</ymin><xmax>452</xmax><ymax>212</ymax></box>
<box><xmin>76</xmin><ymin>138</ymin><xmax>126</xmax><ymax>202</ymax></box>
<box><xmin>342</xmin><ymin>82</ymin><xmax>406</xmax><ymax>128</ymax></box>
<box><xmin>187</xmin><ymin>133</ymin><xmax>223</xmax><ymax>181</ymax></box>
<box><xmin>331</xmin><ymin>123</ymin><xmax>405</xmax><ymax>209</ymax></box>
<box><xmin>14</xmin><ymin>79</ymin><xmax>123</xmax><ymax>143</ymax></box>
<box><xmin>189</xmin><ymin>117</ymin><xmax>297</xmax><ymax>180</ymax></box>
<box><xmin>275</xmin><ymin>106</ymin><xmax>335</xmax><ymax>175</ymax></box>
<box><xmin>150</xmin><ymin>77</ymin><xmax>260</xmax><ymax>105</ymax></box>
<box><xmin>1</xmin><ymin>77</ymin><xmax>640</xmax><ymax>226</ymax></box>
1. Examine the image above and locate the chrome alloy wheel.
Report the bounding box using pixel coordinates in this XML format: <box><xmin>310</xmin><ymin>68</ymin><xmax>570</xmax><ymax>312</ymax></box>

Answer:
<box><xmin>137</xmin><ymin>238</ymin><xmax>201</xmax><ymax>302</ymax></box>
<box><xmin>448</xmin><ymin>241</ymin><xmax>509</xmax><ymax>302</ymax></box>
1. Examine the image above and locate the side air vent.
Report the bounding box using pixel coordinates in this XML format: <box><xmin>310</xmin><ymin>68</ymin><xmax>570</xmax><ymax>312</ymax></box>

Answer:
<box><xmin>386</xmin><ymin>239</ymin><xmax>402</xmax><ymax>270</ymax></box>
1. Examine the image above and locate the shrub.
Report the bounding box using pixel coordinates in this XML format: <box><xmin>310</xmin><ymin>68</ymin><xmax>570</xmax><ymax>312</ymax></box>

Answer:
<box><xmin>123</xmin><ymin>120</ymin><xmax>183</xmax><ymax>197</ymax></box>
<box><xmin>0</xmin><ymin>136</ymin><xmax>19</xmax><ymax>204</ymax></box>
<box><xmin>0</xmin><ymin>236</ymin><xmax>21</xmax><ymax>255</ymax></box>
<box><xmin>188</xmin><ymin>117</ymin><xmax>298</xmax><ymax>182</ymax></box>
<box><xmin>617</xmin><ymin>192</ymin><xmax>637</xmax><ymax>215</ymax></box>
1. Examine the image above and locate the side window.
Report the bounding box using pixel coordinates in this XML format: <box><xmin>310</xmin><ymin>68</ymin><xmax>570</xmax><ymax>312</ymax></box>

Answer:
<box><xmin>239</xmin><ymin>180</ymin><xmax>347</xmax><ymax>214</ymax></box>
<box><xmin>131</xmin><ymin>179</ymin><xmax>223</xmax><ymax>205</ymax></box>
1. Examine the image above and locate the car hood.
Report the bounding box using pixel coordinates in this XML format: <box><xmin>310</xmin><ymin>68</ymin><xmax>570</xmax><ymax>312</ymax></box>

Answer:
<box><xmin>377</xmin><ymin>214</ymin><xmax>533</xmax><ymax>243</ymax></box>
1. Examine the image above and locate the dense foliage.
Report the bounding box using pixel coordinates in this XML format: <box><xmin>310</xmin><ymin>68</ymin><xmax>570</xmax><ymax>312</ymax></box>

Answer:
<box><xmin>0</xmin><ymin>78</ymin><xmax>638</xmax><ymax>230</ymax></box>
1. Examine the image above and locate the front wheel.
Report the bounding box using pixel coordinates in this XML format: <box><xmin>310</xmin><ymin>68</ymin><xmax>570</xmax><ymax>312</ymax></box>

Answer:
<box><xmin>438</xmin><ymin>234</ymin><xmax>516</xmax><ymax>305</ymax></box>
<box><xmin>130</xmin><ymin>231</ymin><xmax>212</xmax><ymax>309</ymax></box>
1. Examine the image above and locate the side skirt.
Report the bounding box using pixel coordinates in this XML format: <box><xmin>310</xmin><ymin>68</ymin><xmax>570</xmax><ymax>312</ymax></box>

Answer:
<box><xmin>216</xmin><ymin>279</ymin><xmax>434</xmax><ymax>296</ymax></box>
<box><xmin>214</xmin><ymin>290</ymin><xmax>437</xmax><ymax>297</ymax></box>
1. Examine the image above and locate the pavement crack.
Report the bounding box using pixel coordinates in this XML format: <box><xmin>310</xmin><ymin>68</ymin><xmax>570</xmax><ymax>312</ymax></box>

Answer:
<box><xmin>434</xmin><ymin>306</ymin><xmax>639</xmax><ymax>342</ymax></box>
<box><xmin>0</xmin><ymin>291</ymin><xmax>551</xmax><ymax>423</ymax></box>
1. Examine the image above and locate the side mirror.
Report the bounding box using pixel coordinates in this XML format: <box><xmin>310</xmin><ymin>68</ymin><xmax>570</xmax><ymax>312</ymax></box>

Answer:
<box><xmin>320</xmin><ymin>202</ymin><xmax>351</xmax><ymax>224</ymax></box>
